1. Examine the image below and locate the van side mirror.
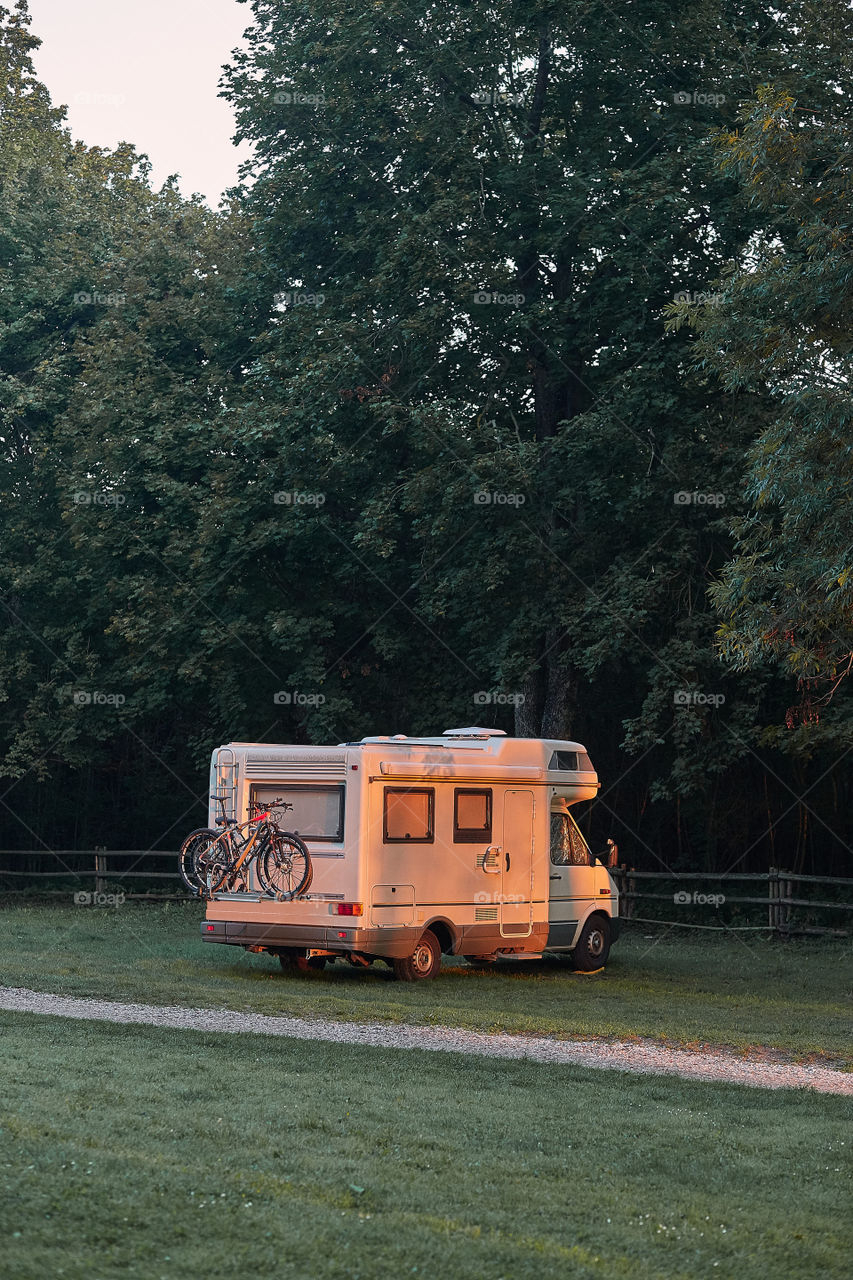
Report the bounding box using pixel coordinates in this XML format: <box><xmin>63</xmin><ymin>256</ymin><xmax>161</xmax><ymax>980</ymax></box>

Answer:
<box><xmin>598</xmin><ymin>838</ymin><xmax>618</xmax><ymax>868</ymax></box>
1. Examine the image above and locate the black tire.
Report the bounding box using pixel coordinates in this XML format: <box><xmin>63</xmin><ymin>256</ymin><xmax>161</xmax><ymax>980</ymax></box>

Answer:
<box><xmin>571</xmin><ymin>915</ymin><xmax>611</xmax><ymax>971</ymax></box>
<box><xmin>178</xmin><ymin>828</ymin><xmax>218</xmax><ymax>894</ymax></box>
<box><xmin>393</xmin><ymin>930</ymin><xmax>441</xmax><ymax>981</ymax></box>
<box><xmin>201</xmin><ymin>834</ymin><xmax>233</xmax><ymax>895</ymax></box>
<box><xmin>259</xmin><ymin>833</ymin><xmax>312</xmax><ymax>899</ymax></box>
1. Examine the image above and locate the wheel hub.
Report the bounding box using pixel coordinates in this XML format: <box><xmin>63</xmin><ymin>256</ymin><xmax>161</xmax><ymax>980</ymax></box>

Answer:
<box><xmin>588</xmin><ymin>930</ymin><xmax>604</xmax><ymax>957</ymax></box>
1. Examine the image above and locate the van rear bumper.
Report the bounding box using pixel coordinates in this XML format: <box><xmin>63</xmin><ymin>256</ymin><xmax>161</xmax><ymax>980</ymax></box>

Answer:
<box><xmin>201</xmin><ymin>918</ymin><xmax>427</xmax><ymax>960</ymax></box>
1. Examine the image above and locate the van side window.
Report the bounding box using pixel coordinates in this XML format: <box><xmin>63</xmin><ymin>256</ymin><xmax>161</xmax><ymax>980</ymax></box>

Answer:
<box><xmin>550</xmin><ymin>813</ymin><xmax>590</xmax><ymax>866</ymax></box>
<box><xmin>383</xmin><ymin>788</ymin><xmax>434</xmax><ymax>842</ymax></box>
<box><xmin>453</xmin><ymin>789</ymin><xmax>492</xmax><ymax>842</ymax></box>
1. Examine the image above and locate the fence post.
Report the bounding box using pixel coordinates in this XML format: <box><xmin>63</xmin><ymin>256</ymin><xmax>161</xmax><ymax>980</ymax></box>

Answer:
<box><xmin>768</xmin><ymin>866</ymin><xmax>778</xmax><ymax>933</ymax></box>
<box><xmin>94</xmin><ymin>847</ymin><xmax>106</xmax><ymax>898</ymax></box>
<box><xmin>784</xmin><ymin>872</ymin><xmax>793</xmax><ymax>933</ymax></box>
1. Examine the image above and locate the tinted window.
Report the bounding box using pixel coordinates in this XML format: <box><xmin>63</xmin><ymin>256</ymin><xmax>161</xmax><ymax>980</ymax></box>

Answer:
<box><xmin>453</xmin><ymin>789</ymin><xmax>492</xmax><ymax>842</ymax></box>
<box><xmin>549</xmin><ymin>750</ymin><xmax>579</xmax><ymax>771</ymax></box>
<box><xmin>384</xmin><ymin>788</ymin><xmax>434</xmax><ymax>842</ymax></box>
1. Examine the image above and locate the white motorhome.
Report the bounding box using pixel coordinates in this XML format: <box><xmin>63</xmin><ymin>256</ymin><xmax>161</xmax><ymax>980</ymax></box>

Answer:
<box><xmin>200</xmin><ymin>727</ymin><xmax>620</xmax><ymax>979</ymax></box>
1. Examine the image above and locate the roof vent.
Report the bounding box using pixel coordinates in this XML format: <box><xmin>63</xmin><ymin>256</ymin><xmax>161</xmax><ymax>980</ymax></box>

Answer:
<box><xmin>442</xmin><ymin>726</ymin><xmax>507</xmax><ymax>738</ymax></box>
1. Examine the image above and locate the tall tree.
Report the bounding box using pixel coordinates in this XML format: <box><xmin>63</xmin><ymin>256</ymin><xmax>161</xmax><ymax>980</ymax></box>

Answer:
<box><xmin>671</xmin><ymin>86</ymin><xmax>853</xmax><ymax>749</ymax></box>
<box><xmin>218</xmin><ymin>0</ymin><xmax>853</xmax><ymax>869</ymax></box>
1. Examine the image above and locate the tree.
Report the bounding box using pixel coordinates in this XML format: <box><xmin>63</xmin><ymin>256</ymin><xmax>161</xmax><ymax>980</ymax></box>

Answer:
<box><xmin>670</xmin><ymin>86</ymin><xmax>853</xmax><ymax>745</ymax></box>
<box><xmin>219</xmin><ymin>0</ymin><xmax>853</xmax><ymax>869</ymax></box>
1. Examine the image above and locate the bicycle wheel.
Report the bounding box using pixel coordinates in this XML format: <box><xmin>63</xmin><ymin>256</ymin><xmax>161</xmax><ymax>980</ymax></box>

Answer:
<box><xmin>259</xmin><ymin>833</ymin><xmax>312</xmax><ymax>900</ymax></box>
<box><xmin>199</xmin><ymin>833</ymin><xmax>233</xmax><ymax>895</ymax></box>
<box><xmin>179</xmin><ymin>828</ymin><xmax>218</xmax><ymax>894</ymax></box>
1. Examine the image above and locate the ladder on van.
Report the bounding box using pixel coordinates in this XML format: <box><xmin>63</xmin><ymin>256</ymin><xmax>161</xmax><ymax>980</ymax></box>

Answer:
<box><xmin>210</xmin><ymin>746</ymin><xmax>238</xmax><ymax>823</ymax></box>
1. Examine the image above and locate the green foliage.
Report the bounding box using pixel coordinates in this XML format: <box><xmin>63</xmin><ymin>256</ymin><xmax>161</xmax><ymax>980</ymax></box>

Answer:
<box><xmin>3</xmin><ymin>2</ymin><xmax>853</xmax><ymax>869</ymax></box>
<box><xmin>673</xmin><ymin>86</ymin><xmax>853</xmax><ymax>738</ymax></box>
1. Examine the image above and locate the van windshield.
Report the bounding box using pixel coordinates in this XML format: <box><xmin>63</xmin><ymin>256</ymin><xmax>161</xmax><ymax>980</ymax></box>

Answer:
<box><xmin>550</xmin><ymin>813</ymin><xmax>589</xmax><ymax>866</ymax></box>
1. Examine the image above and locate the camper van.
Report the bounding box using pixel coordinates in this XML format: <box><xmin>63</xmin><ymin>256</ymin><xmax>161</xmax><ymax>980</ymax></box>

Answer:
<box><xmin>200</xmin><ymin>727</ymin><xmax>620</xmax><ymax>979</ymax></box>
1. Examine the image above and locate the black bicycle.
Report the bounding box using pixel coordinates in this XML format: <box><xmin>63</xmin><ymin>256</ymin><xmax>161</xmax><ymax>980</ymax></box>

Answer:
<box><xmin>178</xmin><ymin>797</ymin><xmax>311</xmax><ymax>899</ymax></box>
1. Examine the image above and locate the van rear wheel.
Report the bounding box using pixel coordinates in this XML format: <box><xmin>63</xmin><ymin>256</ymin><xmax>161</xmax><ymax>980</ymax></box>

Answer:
<box><xmin>571</xmin><ymin>915</ymin><xmax>611</xmax><ymax>971</ymax></box>
<box><xmin>393</xmin><ymin>930</ymin><xmax>441</xmax><ymax>981</ymax></box>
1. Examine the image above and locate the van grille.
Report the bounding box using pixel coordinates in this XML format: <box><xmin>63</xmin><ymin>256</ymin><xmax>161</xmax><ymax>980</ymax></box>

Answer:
<box><xmin>474</xmin><ymin>906</ymin><xmax>498</xmax><ymax>922</ymax></box>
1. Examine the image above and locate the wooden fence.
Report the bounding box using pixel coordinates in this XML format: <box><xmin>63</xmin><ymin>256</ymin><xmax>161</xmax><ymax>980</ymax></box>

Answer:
<box><xmin>0</xmin><ymin>850</ymin><xmax>190</xmax><ymax>901</ymax></box>
<box><xmin>0</xmin><ymin>851</ymin><xmax>851</xmax><ymax>934</ymax></box>
<box><xmin>610</xmin><ymin>866</ymin><xmax>853</xmax><ymax>936</ymax></box>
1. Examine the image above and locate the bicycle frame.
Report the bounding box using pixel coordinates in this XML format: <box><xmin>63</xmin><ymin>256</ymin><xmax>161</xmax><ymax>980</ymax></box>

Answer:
<box><xmin>204</xmin><ymin>809</ymin><xmax>269</xmax><ymax>887</ymax></box>
<box><xmin>204</xmin><ymin>797</ymin><xmax>294</xmax><ymax>894</ymax></box>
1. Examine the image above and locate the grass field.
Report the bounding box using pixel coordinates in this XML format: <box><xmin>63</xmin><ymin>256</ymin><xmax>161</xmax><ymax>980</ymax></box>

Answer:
<box><xmin>0</xmin><ymin>903</ymin><xmax>850</xmax><ymax>1064</ymax></box>
<box><xmin>1</xmin><ymin>1011</ymin><xmax>850</xmax><ymax>1280</ymax></box>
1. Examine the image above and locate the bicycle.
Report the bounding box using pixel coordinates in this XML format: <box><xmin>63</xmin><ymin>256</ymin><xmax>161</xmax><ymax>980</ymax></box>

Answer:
<box><xmin>179</xmin><ymin>796</ymin><xmax>311</xmax><ymax>899</ymax></box>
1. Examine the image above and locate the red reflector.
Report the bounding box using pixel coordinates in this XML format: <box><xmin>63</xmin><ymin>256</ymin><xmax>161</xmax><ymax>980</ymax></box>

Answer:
<box><xmin>337</xmin><ymin>931</ymin><xmax>347</xmax><ymax>938</ymax></box>
<box><xmin>334</xmin><ymin>903</ymin><xmax>363</xmax><ymax>916</ymax></box>
<box><xmin>205</xmin><ymin>923</ymin><xmax>215</xmax><ymax>931</ymax></box>
<box><xmin>599</xmin><ymin>889</ymin><xmax>610</xmax><ymax>894</ymax></box>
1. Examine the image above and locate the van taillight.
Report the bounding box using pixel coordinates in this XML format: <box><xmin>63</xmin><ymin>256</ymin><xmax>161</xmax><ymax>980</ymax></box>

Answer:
<box><xmin>333</xmin><ymin>903</ymin><xmax>363</xmax><ymax>916</ymax></box>
<box><xmin>205</xmin><ymin>923</ymin><xmax>215</xmax><ymax>931</ymax></box>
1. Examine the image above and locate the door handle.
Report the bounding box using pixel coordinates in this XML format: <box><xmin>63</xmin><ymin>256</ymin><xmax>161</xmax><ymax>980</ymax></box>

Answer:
<box><xmin>505</xmin><ymin>851</ymin><xmax>510</xmax><ymax>872</ymax></box>
<box><xmin>549</xmin><ymin>874</ymin><xmax>561</xmax><ymax>881</ymax></box>
<box><xmin>482</xmin><ymin>846</ymin><xmax>501</xmax><ymax>874</ymax></box>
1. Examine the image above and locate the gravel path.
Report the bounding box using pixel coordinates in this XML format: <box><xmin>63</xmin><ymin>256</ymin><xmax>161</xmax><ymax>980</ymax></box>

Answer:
<box><xmin>1</xmin><ymin>985</ymin><xmax>850</xmax><ymax>1095</ymax></box>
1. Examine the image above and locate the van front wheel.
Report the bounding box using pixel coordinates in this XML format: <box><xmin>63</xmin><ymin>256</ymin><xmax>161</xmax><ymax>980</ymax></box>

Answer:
<box><xmin>393</xmin><ymin>930</ymin><xmax>441</xmax><ymax>981</ymax></box>
<box><xmin>572</xmin><ymin>916</ymin><xmax>611</xmax><ymax>971</ymax></box>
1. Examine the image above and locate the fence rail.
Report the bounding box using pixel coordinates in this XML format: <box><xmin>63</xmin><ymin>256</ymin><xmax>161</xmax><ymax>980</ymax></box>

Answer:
<box><xmin>610</xmin><ymin>865</ymin><xmax>852</xmax><ymax>936</ymax></box>
<box><xmin>0</xmin><ymin>852</ymin><xmax>851</xmax><ymax>934</ymax></box>
<box><xmin>0</xmin><ymin>849</ymin><xmax>191</xmax><ymax>900</ymax></box>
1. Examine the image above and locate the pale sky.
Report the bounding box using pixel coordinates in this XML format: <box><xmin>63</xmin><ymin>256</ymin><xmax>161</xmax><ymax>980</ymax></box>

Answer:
<box><xmin>28</xmin><ymin>0</ymin><xmax>255</xmax><ymax>205</ymax></box>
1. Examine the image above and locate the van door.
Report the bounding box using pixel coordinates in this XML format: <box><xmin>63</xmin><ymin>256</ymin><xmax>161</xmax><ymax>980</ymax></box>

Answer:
<box><xmin>547</xmin><ymin>810</ymin><xmax>595</xmax><ymax>948</ymax></box>
<box><xmin>500</xmin><ymin>789</ymin><xmax>534</xmax><ymax>937</ymax></box>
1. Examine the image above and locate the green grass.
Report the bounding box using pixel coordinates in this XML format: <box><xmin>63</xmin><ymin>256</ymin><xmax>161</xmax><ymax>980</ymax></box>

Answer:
<box><xmin>0</xmin><ymin>1011</ymin><xmax>850</xmax><ymax>1280</ymax></box>
<box><xmin>1</xmin><ymin>903</ymin><xmax>851</xmax><ymax>1064</ymax></box>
